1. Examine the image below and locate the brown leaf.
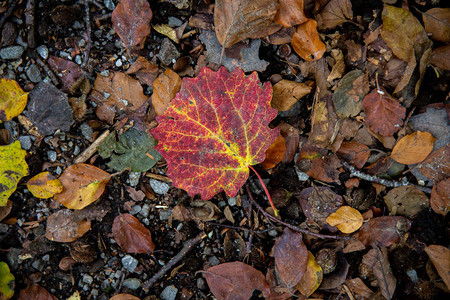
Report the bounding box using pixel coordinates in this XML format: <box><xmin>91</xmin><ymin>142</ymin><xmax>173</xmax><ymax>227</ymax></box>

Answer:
<box><xmin>327</xmin><ymin>49</ymin><xmax>345</xmax><ymax>82</ymax></box>
<box><xmin>271</xmin><ymin>79</ymin><xmax>311</xmax><ymax>112</ymax></box>
<box><xmin>204</xmin><ymin>261</ymin><xmax>271</xmax><ymax>300</ymax></box>
<box><xmin>425</xmin><ymin>244</ymin><xmax>450</xmax><ymax>289</ymax></box>
<box><xmin>126</xmin><ymin>56</ymin><xmax>160</xmax><ymax>86</ymax></box>
<box><xmin>110</xmin><ymin>294</ymin><xmax>141</xmax><ymax>300</ymax></box>
<box><xmin>430</xmin><ymin>178</ymin><xmax>449</xmax><ymax>216</ymax></box>
<box><xmin>48</xmin><ymin>56</ymin><xmax>85</xmax><ymax>93</ymax></box>
<box><xmin>345</xmin><ymin>278</ymin><xmax>374</xmax><ymax>299</ymax></box>
<box><xmin>357</xmin><ymin>216</ymin><xmax>411</xmax><ymax>247</ymax></box>
<box><xmin>111</xmin><ymin>0</ymin><xmax>152</xmax><ymax>48</ymax></box>
<box><xmin>390</xmin><ymin>131</ymin><xmax>435</xmax><ymax>164</ymax></box>
<box><xmin>291</xmin><ymin>19</ymin><xmax>326</xmax><ymax>61</ymax></box>
<box><xmin>316</xmin><ymin>0</ymin><xmax>353</xmax><ymax>29</ymax></box>
<box><xmin>361</xmin><ymin>247</ymin><xmax>396</xmax><ymax>300</ymax></box>
<box><xmin>429</xmin><ymin>44</ymin><xmax>450</xmax><ymax>70</ymax></box>
<box><xmin>308</xmin><ymin>93</ymin><xmax>339</xmax><ymax>148</ymax></box>
<box><xmin>214</xmin><ymin>0</ymin><xmax>281</xmax><ymax>48</ymax></box>
<box><xmin>151</xmin><ymin>69</ymin><xmax>182</xmax><ymax>115</ymax></box>
<box><xmin>45</xmin><ymin>209</ymin><xmax>91</xmax><ymax>243</ymax></box>
<box><xmin>274</xmin><ymin>0</ymin><xmax>307</xmax><ymax>27</ymax></box>
<box><xmin>415</xmin><ymin>145</ymin><xmax>450</xmax><ymax>183</ymax></box>
<box><xmin>261</xmin><ymin>134</ymin><xmax>286</xmax><ymax>169</ymax></box>
<box><xmin>298</xmin><ymin>144</ymin><xmax>341</xmax><ymax>183</ymax></box>
<box><xmin>0</xmin><ymin>200</ymin><xmax>12</xmax><ymax>221</ymax></box>
<box><xmin>423</xmin><ymin>8</ymin><xmax>450</xmax><ymax>43</ymax></box>
<box><xmin>91</xmin><ymin>71</ymin><xmax>148</xmax><ymax>124</ymax></box>
<box><xmin>337</xmin><ymin>141</ymin><xmax>370</xmax><ymax>169</ymax></box>
<box><xmin>112</xmin><ymin>213</ymin><xmax>155</xmax><ymax>254</ymax></box>
<box><xmin>384</xmin><ymin>185</ymin><xmax>429</xmax><ymax>217</ymax></box>
<box><xmin>18</xmin><ymin>283</ymin><xmax>58</xmax><ymax>300</ymax></box>
<box><xmin>361</xmin><ymin>88</ymin><xmax>406</xmax><ymax>137</ymax></box>
<box><xmin>273</xmin><ymin>228</ymin><xmax>308</xmax><ymax>288</ymax></box>
<box><xmin>332</xmin><ymin>70</ymin><xmax>369</xmax><ymax>118</ymax></box>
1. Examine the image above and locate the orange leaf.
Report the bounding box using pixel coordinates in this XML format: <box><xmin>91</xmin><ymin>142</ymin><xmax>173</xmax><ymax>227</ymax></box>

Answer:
<box><xmin>326</xmin><ymin>206</ymin><xmax>363</xmax><ymax>234</ymax></box>
<box><xmin>296</xmin><ymin>251</ymin><xmax>323</xmax><ymax>297</ymax></box>
<box><xmin>271</xmin><ymin>79</ymin><xmax>312</xmax><ymax>111</ymax></box>
<box><xmin>291</xmin><ymin>19</ymin><xmax>326</xmax><ymax>61</ymax></box>
<box><xmin>423</xmin><ymin>8</ymin><xmax>450</xmax><ymax>43</ymax></box>
<box><xmin>261</xmin><ymin>134</ymin><xmax>286</xmax><ymax>169</ymax></box>
<box><xmin>112</xmin><ymin>213</ymin><xmax>155</xmax><ymax>254</ymax></box>
<box><xmin>337</xmin><ymin>141</ymin><xmax>370</xmax><ymax>169</ymax></box>
<box><xmin>110</xmin><ymin>295</ymin><xmax>141</xmax><ymax>300</ymax></box>
<box><xmin>26</xmin><ymin>171</ymin><xmax>63</xmax><ymax>199</ymax></box>
<box><xmin>151</xmin><ymin>69</ymin><xmax>181</xmax><ymax>115</ymax></box>
<box><xmin>425</xmin><ymin>245</ymin><xmax>450</xmax><ymax>289</ymax></box>
<box><xmin>390</xmin><ymin>131</ymin><xmax>435</xmax><ymax>164</ymax></box>
<box><xmin>430</xmin><ymin>178</ymin><xmax>449</xmax><ymax>216</ymax></box>
<box><xmin>274</xmin><ymin>0</ymin><xmax>307</xmax><ymax>27</ymax></box>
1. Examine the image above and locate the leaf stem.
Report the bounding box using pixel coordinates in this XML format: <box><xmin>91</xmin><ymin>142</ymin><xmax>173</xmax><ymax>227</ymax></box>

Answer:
<box><xmin>248</xmin><ymin>165</ymin><xmax>279</xmax><ymax>217</ymax></box>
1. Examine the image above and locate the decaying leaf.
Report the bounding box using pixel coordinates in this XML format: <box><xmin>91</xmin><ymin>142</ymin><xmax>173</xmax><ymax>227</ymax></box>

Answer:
<box><xmin>422</xmin><ymin>8</ymin><xmax>450</xmax><ymax>43</ymax></box>
<box><xmin>45</xmin><ymin>209</ymin><xmax>91</xmax><ymax>242</ymax></box>
<box><xmin>337</xmin><ymin>141</ymin><xmax>370</xmax><ymax>169</ymax></box>
<box><xmin>91</xmin><ymin>71</ymin><xmax>148</xmax><ymax>124</ymax></box>
<box><xmin>112</xmin><ymin>213</ymin><xmax>155</xmax><ymax>254</ymax></box>
<box><xmin>410</xmin><ymin>108</ymin><xmax>449</xmax><ymax>148</ymax></box>
<box><xmin>430</xmin><ymin>178</ymin><xmax>449</xmax><ymax>216</ymax></box>
<box><xmin>291</xmin><ymin>19</ymin><xmax>326</xmax><ymax>61</ymax></box>
<box><xmin>126</xmin><ymin>56</ymin><xmax>160</xmax><ymax>86</ymax></box>
<box><xmin>316</xmin><ymin>0</ymin><xmax>353</xmax><ymax>29</ymax></box>
<box><xmin>296</xmin><ymin>251</ymin><xmax>323</xmax><ymax>297</ymax></box>
<box><xmin>109</xmin><ymin>295</ymin><xmax>141</xmax><ymax>300</ymax></box>
<box><xmin>54</xmin><ymin>164</ymin><xmax>111</xmax><ymax>210</ymax></box>
<box><xmin>357</xmin><ymin>216</ymin><xmax>411</xmax><ymax>247</ymax></box>
<box><xmin>415</xmin><ymin>144</ymin><xmax>450</xmax><ymax>183</ymax></box>
<box><xmin>151</xmin><ymin>67</ymin><xmax>278</xmax><ymax>200</ymax></box>
<box><xmin>0</xmin><ymin>200</ymin><xmax>12</xmax><ymax>221</ymax></box>
<box><xmin>332</xmin><ymin>70</ymin><xmax>369</xmax><ymax>118</ymax></box>
<box><xmin>384</xmin><ymin>185</ymin><xmax>429</xmax><ymax>217</ymax></box>
<box><xmin>390</xmin><ymin>131</ymin><xmax>435</xmax><ymax>164</ymax></box>
<box><xmin>98</xmin><ymin>128</ymin><xmax>161</xmax><ymax>172</ymax></box>
<box><xmin>0</xmin><ymin>262</ymin><xmax>14</xmax><ymax>299</ymax></box>
<box><xmin>326</xmin><ymin>206</ymin><xmax>363</xmax><ymax>234</ymax></box>
<box><xmin>274</xmin><ymin>0</ymin><xmax>307</xmax><ymax>27</ymax></box>
<box><xmin>429</xmin><ymin>44</ymin><xmax>450</xmax><ymax>70</ymax></box>
<box><xmin>425</xmin><ymin>244</ymin><xmax>450</xmax><ymax>289</ymax></box>
<box><xmin>0</xmin><ymin>141</ymin><xmax>28</xmax><ymax>206</ymax></box>
<box><xmin>48</xmin><ymin>56</ymin><xmax>85</xmax><ymax>93</ymax></box>
<box><xmin>271</xmin><ymin>79</ymin><xmax>312</xmax><ymax>112</ymax></box>
<box><xmin>153</xmin><ymin>23</ymin><xmax>179</xmax><ymax>43</ymax></box>
<box><xmin>0</xmin><ymin>78</ymin><xmax>28</xmax><ymax>122</ymax></box>
<box><xmin>261</xmin><ymin>134</ymin><xmax>286</xmax><ymax>170</ymax></box>
<box><xmin>297</xmin><ymin>144</ymin><xmax>341</xmax><ymax>183</ymax></box>
<box><xmin>327</xmin><ymin>49</ymin><xmax>345</xmax><ymax>82</ymax></box>
<box><xmin>151</xmin><ymin>69</ymin><xmax>182</xmax><ymax>116</ymax></box>
<box><xmin>361</xmin><ymin>247</ymin><xmax>396</xmax><ymax>300</ymax></box>
<box><xmin>214</xmin><ymin>0</ymin><xmax>281</xmax><ymax>48</ymax></box>
<box><xmin>18</xmin><ymin>283</ymin><xmax>57</xmax><ymax>300</ymax></box>
<box><xmin>361</xmin><ymin>88</ymin><xmax>406</xmax><ymax>137</ymax></box>
<box><xmin>345</xmin><ymin>278</ymin><xmax>374</xmax><ymax>299</ymax></box>
<box><xmin>111</xmin><ymin>0</ymin><xmax>152</xmax><ymax>48</ymax></box>
<box><xmin>204</xmin><ymin>261</ymin><xmax>270</xmax><ymax>300</ymax></box>
<box><xmin>26</xmin><ymin>171</ymin><xmax>63</xmax><ymax>199</ymax></box>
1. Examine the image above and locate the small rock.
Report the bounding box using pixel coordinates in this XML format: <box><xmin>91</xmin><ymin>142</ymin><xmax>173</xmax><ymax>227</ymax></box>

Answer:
<box><xmin>75</xmin><ymin>55</ymin><xmax>82</xmax><ymax>65</ymax></box>
<box><xmin>156</xmin><ymin>38</ymin><xmax>180</xmax><ymax>66</ymax></box>
<box><xmin>159</xmin><ymin>209</ymin><xmax>171</xmax><ymax>221</ymax></box>
<box><xmin>197</xmin><ymin>278</ymin><xmax>206</xmax><ymax>290</ymax></box>
<box><xmin>36</xmin><ymin>45</ymin><xmax>49</xmax><ymax>60</ymax></box>
<box><xmin>149</xmin><ymin>179</ymin><xmax>170</xmax><ymax>195</ymax></box>
<box><xmin>80</xmin><ymin>123</ymin><xmax>94</xmax><ymax>140</ymax></box>
<box><xmin>42</xmin><ymin>254</ymin><xmax>50</xmax><ymax>262</ymax></box>
<box><xmin>19</xmin><ymin>135</ymin><xmax>32</xmax><ymax>150</ymax></box>
<box><xmin>47</xmin><ymin>150</ymin><xmax>57</xmax><ymax>162</ymax></box>
<box><xmin>122</xmin><ymin>255</ymin><xmax>138</xmax><ymax>273</ymax></box>
<box><xmin>115</xmin><ymin>59</ymin><xmax>122</xmax><ymax>67</ymax></box>
<box><xmin>129</xmin><ymin>172</ymin><xmax>141</xmax><ymax>187</ymax></box>
<box><xmin>91</xmin><ymin>289</ymin><xmax>99</xmax><ymax>296</ymax></box>
<box><xmin>104</xmin><ymin>0</ymin><xmax>115</xmax><ymax>10</ymax></box>
<box><xmin>0</xmin><ymin>45</ymin><xmax>24</xmax><ymax>60</ymax></box>
<box><xmin>140</xmin><ymin>204</ymin><xmax>150</xmax><ymax>217</ymax></box>
<box><xmin>160</xmin><ymin>285</ymin><xmax>178</xmax><ymax>300</ymax></box>
<box><xmin>132</xmin><ymin>205</ymin><xmax>142</xmax><ymax>214</ymax></box>
<box><xmin>26</xmin><ymin>64</ymin><xmax>42</xmax><ymax>83</ymax></box>
<box><xmin>168</xmin><ymin>17</ymin><xmax>183</xmax><ymax>27</ymax></box>
<box><xmin>83</xmin><ymin>274</ymin><xmax>94</xmax><ymax>285</ymax></box>
<box><xmin>123</xmin><ymin>278</ymin><xmax>141</xmax><ymax>290</ymax></box>
<box><xmin>32</xmin><ymin>260</ymin><xmax>44</xmax><ymax>271</ymax></box>
<box><xmin>208</xmin><ymin>256</ymin><xmax>220</xmax><ymax>266</ymax></box>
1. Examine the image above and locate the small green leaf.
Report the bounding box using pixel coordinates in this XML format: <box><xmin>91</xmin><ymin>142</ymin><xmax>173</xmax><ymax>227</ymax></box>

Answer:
<box><xmin>0</xmin><ymin>262</ymin><xmax>15</xmax><ymax>299</ymax></box>
<box><xmin>98</xmin><ymin>128</ymin><xmax>161</xmax><ymax>172</ymax></box>
<box><xmin>0</xmin><ymin>141</ymin><xmax>29</xmax><ymax>206</ymax></box>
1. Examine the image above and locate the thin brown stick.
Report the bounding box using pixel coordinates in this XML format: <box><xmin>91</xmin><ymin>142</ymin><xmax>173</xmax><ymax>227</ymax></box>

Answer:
<box><xmin>142</xmin><ymin>232</ymin><xmax>206</xmax><ymax>290</ymax></box>
<box><xmin>73</xmin><ymin>130</ymin><xmax>110</xmax><ymax>164</ymax></box>
<box><xmin>35</xmin><ymin>57</ymin><xmax>59</xmax><ymax>85</ymax></box>
<box><xmin>205</xmin><ymin>221</ymin><xmax>274</xmax><ymax>234</ymax></box>
<box><xmin>145</xmin><ymin>172</ymin><xmax>172</xmax><ymax>183</ymax></box>
<box><xmin>82</xmin><ymin>0</ymin><xmax>92</xmax><ymax>68</ymax></box>
<box><xmin>25</xmin><ymin>0</ymin><xmax>36</xmax><ymax>48</ymax></box>
<box><xmin>245</xmin><ymin>185</ymin><xmax>353</xmax><ymax>240</ymax></box>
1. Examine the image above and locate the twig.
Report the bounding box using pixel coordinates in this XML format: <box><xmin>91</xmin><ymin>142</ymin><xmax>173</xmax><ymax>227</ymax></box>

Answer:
<box><xmin>142</xmin><ymin>232</ymin><xmax>206</xmax><ymax>290</ymax></box>
<box><xmin>82</xmin><ymin>0</ymin><xmax>92</xmax><ymax>68</ymax></box>
<box><xmin>145</xmin><ymin>172</ymin><xmax>172</xmax><ymax>183</ymax></box>
<box><xmin>35</xmin><ymin>57</ymin><xmax>59</xmax><ymax>85</ymax></box>
<box><xmin>245</xmin><ymin>185</ymin><xmax>353</xmax><ymax>240</ymax></box>
<box><xmin>204</xmin><ymin>221</ymin><xmax>274</xmax><ymax>234</ymax></box>
<box><xmin>25</xmin><ymin>0</ymin><xmax>36</xmax><ymax>48</ymax></box>
<box><xmin>0</xmin><ymin>0</ymin><xmax>19</xmax><ymax>31</ymax></box>
<box><xmin>74</xmin><ymin>130</ymin><xmax>110</xmax><ymax>164</ymax></box>
<box><xmin>341</xmin><ymin>161</ymin><xmax>432</xmax><ymax>193</ymax></box>
<box><xmin>94</xmin><ymin>12</ymin><xmax>113</xmax><ymax>22</ymax></box>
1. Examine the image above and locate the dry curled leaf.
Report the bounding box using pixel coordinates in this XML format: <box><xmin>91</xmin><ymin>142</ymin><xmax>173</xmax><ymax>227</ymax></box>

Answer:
<box><xmin>415</xmin><ymin>145</ymin><xmax>450</xmax><ymax>183</ymax></box>
<box><xmin>337</xmin><ymin>141</ymin><xmax>370</xmax><ymax>169</ymax></box>
<box><xmin>390</xmin><ymin>131</ymin><xmax>435</xmax><ymax>164</ymax></box>
<box><xmin>291</xmin><ymin>19</ymin><xmax>326</xmax><ymax>61</ymax></box>
<box><xmin>384</xmin><ymin>185</ymin><xmax>429</xmax><ymax>217</ymax></box>
<box><xmin>45</xmin><ymin>209</ymin><xmax>91</xmax><ymax>243</ymax></box>
<box><xmin>112</xmin><ymin>213</ymin><xmax>155</xmax><ymax>254</ymax></box>
<box><xmin>126</xmin><ymin>56</ymin><xmax>160</xmax><ymax>86</ymax></box>
<box><xmin>326</xmin><ymin>206</ymin><xmax>363</xmax><ymax>234</ymax></box>
<box><xmin>274</xmin><ymin>0</ymin><xmax>307</xmax><ymax>27</ymax></box>
<box><xmin>271</xmin><ymin>79</ymin><xmax>312</xmax><ymax>112</ymax></box>
<box><xmin>361</xmin><ymin>247</ymin><xmax>396</xmax><ymax>300</ymax></box>
<box><xmin>151</xmin><ymin>69</ymin><xmax>182</xmax><ymax>115</ymax></box>
<box><xmin>18</xmin><ymin>283</ymin><xmax>58</xmax><ymax>300</ymax></box>
<box><xmin>316</xmin><ymin>0</ymin><xmax>353</xmax><ymax>29</ymax></box>
<box><xmin>357</xmin><ymin>216</ymin><xmax>411</xmax><ymax>247</ymax></box>
<box><xmin>429</xmin><ymin>44</ymin><xmax>450</xmax><ymax>70</ymax></box>
<box><xmin>48</xmin><ymin>56</ymin><xmax>85</xmax><ymax>93</ymax></box>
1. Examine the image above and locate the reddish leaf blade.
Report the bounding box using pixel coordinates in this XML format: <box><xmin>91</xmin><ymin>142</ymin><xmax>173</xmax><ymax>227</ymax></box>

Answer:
<box><xmin>357</xmin><ymin>216</ymin><xmax>411</xmax><ymax>247</ymax></box>
<box><xmin>204</xmin><ymin>261</ymin><xmax>270</xmax><ymax>300</ymax></box>
<box><xmin>18</xmin><ymin>283</ymin><xmax>58</xmax><ymax>300</ymax></box>
<box><xmin>151</xmin><ymin>67</ymin><xmax>279</xmax><ymax>200</ymax></box>
<box><xmin>273</xmin><ymin>228</ymin><xmax>308</xmax><ymax>288</ymax></box>
<box><xmin>112</xmin><ymin>213</ymin><xmax>155</xmax><ymax>254</ymax></box>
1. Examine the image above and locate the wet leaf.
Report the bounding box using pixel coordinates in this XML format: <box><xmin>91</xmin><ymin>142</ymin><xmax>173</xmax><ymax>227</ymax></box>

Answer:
<box><xmin>361</xmin><ymin>247</ymin><xmax>396</xmax><ymax>300</ymax></box>
<box><xmin>151</xmin><ymin>69</ymin><xmax>182</xmax><ymax>116</ymax></box>
<box><xmin>204</xmin><ymin>261</ymin><xmax>270</xmax><ymax>300</ymax></box>
<box><xmin>0</xmin><ymin>78</ymin><xmax>28</xmax><ymax>122</ymax></box>
<box><xmin>317</xmin><ymin>0</ymin><xmax>353</xmax><ymax>29</ymax></box>
<box><xmin>0</xmin><ymin>262</ymin><xmax>14</xmax><ymax>299</ymax></box>
<box><xmin>0</xmin><ymin>200</ymin><xmax>12</xmax><ymax>221</ymax></box>
<box><xmin>430</xmin><ymin>178</ymin><xmax>449</xmax><ymax>216</ymax></box>
<box><xmin>98</xmin><ymin>128</ymin><xmax>161</xmax><ymax>172</ymax></box>
<box><xmin>425</xmin><ymin>245</ymin><xmax>450</xmax><ymax>289</ymax></box>
<box><xmin>91</xmin><ymin>72</ymin><xmax>148</xmax><ymax>124</ymax></box>
<box><xmin>384</xmin><ymin>185</ymin><xmax>429</xmax><ymax>217</ymax></box>
<box><xmin>361</xmin><ymin>88</ymin><xmax>406</xmax><ymax>137</ymax></box>
<box><xmin>298</xmin><ymin>144</ymin><xmax>341</xmax><ymax>183</ymax></box>
<box><xmin>153</xmin><ymin>23</ymin><xmax>179</xmax><ymax>43</ymax></box>
<box><xmin>415</xmin><ymin>145</ymin><xmax>450</xmax><ymax>183</ymax></box>
<box><xmin>271</xmin><ymin>79</ymin><xmax>312</xmax><ymax>112</ymax></box>
<box><xmin>214</xmin><ymin>0</ymin><xmax>281</xmax><ymax>48</ymax></box>
<box><xmin>110</xmin><ymin>295</ymin><xmax>141</xmax><ymax>300</ymax></box>
<box><xmin>26</xmin><ymin>171</ymin><xmax>63</xmax><ymax>199</ymax></box>
<box><xmin>45</xmin><ymin>209</ymin><xmax>91</xmax><ymax>242</ymax></box>
<box><xmin>151</xmin><ymin>67</ymin><xmax>278</xmax><ymax>200</ymax></box>
<box><xmin>112</xmin><ymin>213</ymin><xmax>155</xmax><ymax>254</ymax></box>
<box><xmin>54</xmin><ymin>164</ymin><xmax>111</xmax><ymax>210</ymax></box>
<box><xmin>126</xmin><ymin>56</ymin><xmax>160</xmax><ymax>86</ymax></box>
<box><xmin>296</xmin><ymin>251</ymin><xmax>323</xmax><ymax>297</ymax></box>
<box><xmin>0</xmin><ymin>141</ymin><xmax>28</xmax><ymax>206</ymax></box>
<box><xmin>429</xmin><ymin>44</ymin><xmax>450</xmax><ymax>70</ymax></box>
<box><xmin>48</xmin><ymin>56</ymin><xmax>85</xmax><ymax>93</ymax></box>
<box><xmin>337</xmin><ymin>141</ymin><xmax>370</xmax><ymax>169</ymax></box>
<box><xmin>24</xmin><ymin>82</ymin><xmax>74</xmax><ymax>136</ymax></box>
<box><xmin>326</xmin><ymin>206</ymin><xmax>363</xmax><ymax>234</ymax></box>
<box><xmin>291</xmin><ymin>19</ymin><xmax>326</xmax><ymax>61</ymax></box>
<box><xmin>261</xmin><ymin>134</ymin><xmax>286</xmax><ymax>170</ymax></box>
<box><xmin>357</xmin><ymin>216</ymin><xmax>411</xmax><ymax>247</ymax></box>
<box><xmin>332</xmin><ymin>70</ymin><xmax>369</xmax><ymax>118</ymax></box>
<box><xmin>18</xmin><ymin>283</ymin><xmax>57</xmax><ymax>300</ymax></box>
<box><xmin>390</xmin><ymin>131</ymin><xmax>435</xmax><ymax>164</ymax></box>
<box><xmin>423</xmin><ymin>8</ymin><xmax>450</xmax><ymax>43</ymax></box>
<box><xmin>112</xmin><ymin>0</ymin><xmax>152</xmax><ymax>48</ymax></box>
<box><xmin>274</xmin><ymin>0</ymin><xmax>307</xmax><ymax>27</ymax></box>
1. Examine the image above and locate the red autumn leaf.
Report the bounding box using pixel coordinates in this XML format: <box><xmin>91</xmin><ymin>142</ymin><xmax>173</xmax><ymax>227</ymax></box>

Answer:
<box><xmin>337</xmin><ymin>141</ymin><xmax>370</xmax><ymax>169</ymax></box>
<box><xmin>362</xmin><ymin>88</ymin><xmax>406</xmax><ymax>137</ymax></box>
<box><xmin>112</xmin><ymin>213</ymin><xmax>155</xmax><ymax>254</ymax></box>
<box><xmin>204</xmin><ymin>261</ymin><xmax>270</xmax><ymax>300</ymax></box>
<box><xmin>48</xmin><ymin>56</ymin><xmax>85</xmax><ymax>93</ymax></box>
<box><xmin>151</xmin><ymin>67</ymin><xmax>279</xmax><ymax>200</ymax></box>
<box><xmin>18</xmin><ymin>283</ymin><xmax>58</xmax><ymax>300</ymax></box>
<box><xmin>273</xmin><ymin>228</ymin><xmax>308</xmax><ymax>288</ymax></box>
<box><xmin>357</xmin><ymin>216</ymin><xmax>411</xmax><ymax>247</ymax></box>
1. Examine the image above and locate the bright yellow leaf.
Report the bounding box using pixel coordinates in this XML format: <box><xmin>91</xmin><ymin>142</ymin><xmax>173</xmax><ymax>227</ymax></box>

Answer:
<box><xmin>390</xmin><ymin>131</ymin><xmax>435</xmax><ymax>164</ymax></box>
<box><xmin>0</xmin><ymin>141</ymin><xmax>28</xmax><ymax>206</ymax></box>
<box><xmin>326</xmin><ymin>206</ymin><xmax>363</xmax><ymax>233</ymax></box>
<box><xmin>296</xmin><ymin>251</ymin><xmax>323</xmax><ymax>297</ymax></box>
<box><xmin>0</xmin><ymin>78</ymin><xmax>28</xmax><ymax>123</ymax></box>
<box><xmin>26</xmin><ymin>172</ymin><xmax>63</xmax><ymax>199</ymax></box>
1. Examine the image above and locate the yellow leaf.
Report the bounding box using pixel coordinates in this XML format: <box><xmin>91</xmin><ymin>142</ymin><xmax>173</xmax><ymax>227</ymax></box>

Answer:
<box><xmin>390</xmin><ymin>131</ymin><xmax>435</xmax><ymax>164</ymax></box>
<box><xmin>296</xmin><ymin>251</ymin><xmax>323</xmax><ymax>297</ymax></box>
<box><xmin>326</xmin><ymin>206</ymin><xmax>363</xmax><ymax>233</ymax></box>
<box><xmin>0</xmin><ymin>78</ymin><xmax>28</xmax><ymax>123</ymax></box>
<box><xmin>0</xmin><ymin>141</ymin><xmax>28</xmax><ymax>206</ymax></box>
<box><xmin>26</xmin><ymin>172</ymin><xmax>63</xmax><ymax>199</ymax></box>
<box><xmin>67</xmin><ymin>290</ymin><xmax>81</xmax><ymax>300</ymax></box>
<box><xmin>54</xmin><ymin>164</ymin><xmax>111</xmax><ymax>209</ymax></box>
<box><xmin>153</xmin><ymin>24</ymin><xmax>179</xmax><ymax>43</ymax></box>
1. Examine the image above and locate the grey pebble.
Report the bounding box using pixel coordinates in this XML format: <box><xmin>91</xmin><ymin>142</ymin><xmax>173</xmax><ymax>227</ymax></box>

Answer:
<box><xmin>32</xmin><ymin>259</ymin><xmax>44</xmax><ymax>271</ymax></box>
<box><xmin>227</xmin><ymin>197</ymin><xmax>237</xmax><ymax>207</ymax></box>
<box><xmin>159</xmin><ymin>209</ymin><xmax>171</xmax><ymax>221</ymax></box>
<box><xmin>19</xmin><ymin>135</ymin><xmax>32</xmax><ymax>150</ymax></box>
<box><xmin>47</xmin><ymin>150</ymin><xmax>57</xmax><ymax>162</ymax></box>
<box><xmin>160</xmin><ymin>285</ymin><xmax>178</xmax><ymax>300</ymax></box>
<box><xmin>197</xmin><ymin>278</ymin><xmax>206</xmax><ymax>290</ymax></box>
<box><xmin>149</xmin><ymin>179</ymin><xmax>170</xmax><ymax>195</ymax></box>
<box><xmin>168</xmin><ymin>17</ymin><xmax>183</xmax><ymax>27</ymax></box>
<box><xmin>139</xmin><ymin>204</ymin><xmax>150</xmax><ymax>217</ymax></box>
<box><xmin>83</xmin><ymin>274</ymin><xmax>94</xmax><ymax>285</ymax></box>
<box><xmin>0</xmin><ymin>45</ymin><xmax>24</xmax><ymax>60</ymax></box>
<box><xmin>268</xmin><ymin>229</ymin><xmax>279</xmax><ymax>237</ymax></box>
<box><xmin>122</xmin><ymin>255</ymin><xmax>138</xmax><ymax>273</ymax></box>
<box><xmin>128</xmin><ymin>172</ymin><xmax>141</xmax><ymax>187</ymax></box>
<box><xmin>91</xmin><ymin>289</ymin><xmax>99</xmax><ymax>296</ymax></box>
<box><xmin>26</xmin><ymin>64</ymin><xmax>42</xmax><ymax>83</ymax></box>
<box><xmin>42</xmin><ymin>254</ymin><xmax>50</xmax><ymax>262</ymax></box>
<box><xmin>36</xmin><ymin>45</ymin><xmax>49</xmax><ymax>60</ymax></box>
<box><xmin>75</xmin><ymin>55</ymin><xmax>82</xmax><ymax>65</ymax></box>
<box><xmin>132</xmin><ymin>205</ymin><xmax>142</xmax><ymax>214</ymax></box>
<box><xmin>80</xmin><ymin>122</ymin><xmax>94</xmax><ymax>140</ymax></box>
<box><xmin>122</xmin><ymin>278</ymin><xmax>141</xmax><ymax>290</ymax></box>
<box><xmin>208</xmin><ymin>256</ymin><xmax>220</xmax><ymax>266</ymax></box>
<box><xmin>156</xmin><ymin>38</ymin><xmax>180</xmax><ymax>66</ymax></box>
<box><xmin>104</xmin><ymin>0</ymin><xmax>115</xmax><ymax>10</ymax></box>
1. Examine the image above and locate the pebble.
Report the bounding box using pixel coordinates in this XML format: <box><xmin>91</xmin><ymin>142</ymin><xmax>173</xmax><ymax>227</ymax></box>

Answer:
<box><xmin>197</xmin><ymin>278</ymin><xmax>206</xmax><ymax>290</ymax></box>
<box><xmin>128</xmin><ymin>172</ymin><xmax>141</xmax><ymax>187</ymax></box>
<box><xmin>91</xmin><ymin>289</ymin><xmax>99</xmax><ymax>296</ymax></box>
<box><xmin>19</xmin><ymin>135</ymin><xmax>32</xmax><ymax>150</ymax></box>
<box><xmin>168</xmin><ymin>17</ymin><xmax>183</xmax><ymax>27</ymax></box>
<box><xmin>156</xmin><ymin>38</ymin><xmax>180</xmax><ymax>66</ymax></box>
<box><xmin>75</xmin><ymin>55</ymin><xmax>82</xmax><ymax>65</ymax></box>
<box><xmin>73</xmin><ymin>145</ymin><xmax>80</xmax><ymax>156</ymax></box>
<box><xmin>122</xmin><ymin>278</ymin><xmax>141</xmax><ymax>290</ymax></box>
<box><xmin>160</xmin><ymin>285</ymin><xmax>178</xmax><ymax>300</ymax></box>
<box><xmin>42</xmin><ymin>254</ymin><xmax>50</xmax><ymax>262</ymax></box>
<box><xmin>268</xmin><ymin>229</ymin><xmax>279</xmax><ymax>237</ymax></box>
<box><xmin>80</xmin><ymin>123</ymin><xmax>94</xmax><ymax>140</ymax></box>
<box><xmin>32</xmin><ymin>259</ymin><xmax>44</xmax><ymax>271</ymax></box>
<box><xmin>208</xmin><ymin>256</ymin><xmax>220</xmax><ymax>266</ymax></box>
<box><xmin>227</xmin><ymin>197</ymin><xmax>237</xmax><ymax>206</ymax></box>
<box><xmin>132</xmin><ymin>205</ymin><xmax>142</xmax><ymax>214</ymax></box>
<box><xmin>149</xmin><ymin>179</ymin><xmax>170</xmax><ymax>194</ymax></box>
<box><xmin>104</xmin><ymin>0</ymin><xmax>115</xmax><ymax>10</ymax></box>
<box><xmin>26</xmin><ymin>64</ymin><xmax>42</xmax><ymax>83</ymax></box>
<box><xmin>140</xmin><ymin>204</ymin><xmax>150</xmax><ymax>217</ymax></box>
<box><xmin>36</xmin><ymin>45</ymin><xmax>49</xmax><ymax>60</ymax></box>
<box><xmin>122</xmin><ymin>255</ymin><xmax>138</xmax><ymax>273</ymax></box>
<box><xmin>47</xmin><ymin>150</ymin><xmax>57</xmax><ymax>162</ymax></box>
<box><xmin>83</xmin><ymin>274</ymin><xmax>94</xmax><ymax>285</ymax></box>
<box><xmin>0</xmin><ymin>45</ymin><xmax>24</xmax><ymax>60</ymax></box>
<box><xmin>115</xmin><ymin>59</ymin><xmax>122</xmax><ymax>67</ymax></box>
<box><xmin>73</xmin><ymin>21</ymin><xmax>83</xmax><ymax>29</ymax></box>
<box><xmin>159</xmin><ymin>209</ymin><xmax>171</xmax><ymax>221</ymax></box>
